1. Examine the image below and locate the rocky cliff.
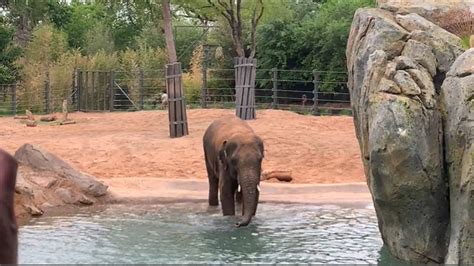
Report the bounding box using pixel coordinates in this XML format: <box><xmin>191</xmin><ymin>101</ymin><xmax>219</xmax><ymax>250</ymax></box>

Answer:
<box><xmin>347</xmin><ymin>7</ymin><xmax>471</xmax><ymax>263</ymax></box>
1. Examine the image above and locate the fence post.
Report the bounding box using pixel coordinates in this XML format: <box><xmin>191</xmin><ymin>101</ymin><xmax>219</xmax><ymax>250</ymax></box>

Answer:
<box><xmin>201</xmin><ymin>63</ymin><xmax>207</xmax><ymax>108</ymax></box>
<box><xmin>271</xmin><ymin>68</ymin><xmax>278</xmax><ymax>109</ymax></box>
<box><xmin>72</xmin><ymin>68</ymin><xmax>77</xmax><ymax>108</ymax></box>
<box><xmin>312</xmin><ymin>70</ymin><xmax>320</xmax><ymax>115</ymax></box>
<box><xmin>139</xmin><ymin>69</ymin><xmax>144</xmax><ymax>110</ymax></box>
<box><xmin>11</xmin><ymin>84</ymin><xmax>16</xmax><ymax>115</ymax></box>
<box><xmin>109</xmin><ymin>71</ymin><xmax>115</xmax><ymax>112</ymax></box>
<box><xmin>77</xmin><ymin>69</ymin><xmax>82</xmax><ymax>111</ymax></box>
<box><xmin>44</xmin><ymin>71</ymin><xmax>50</xmax><ymax>114</ymax></box>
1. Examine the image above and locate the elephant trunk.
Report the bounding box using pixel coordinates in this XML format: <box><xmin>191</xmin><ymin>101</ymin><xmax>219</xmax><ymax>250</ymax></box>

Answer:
<box><xmin>236</xmin><ymin>178</ymin><xmax>259</xmax><ymax>227</ymax></box>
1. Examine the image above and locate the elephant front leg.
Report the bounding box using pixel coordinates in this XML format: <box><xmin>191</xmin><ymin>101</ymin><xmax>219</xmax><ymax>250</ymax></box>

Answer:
<box><xmin>219</xmin><ymin>174</ymin><xmax>236</xmax><ymax>216</ymax></box>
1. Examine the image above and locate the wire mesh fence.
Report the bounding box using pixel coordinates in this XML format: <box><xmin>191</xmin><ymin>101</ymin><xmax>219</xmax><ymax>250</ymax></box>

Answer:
<box><xmin>0</xmin><ymin>68</ymin><xmax>352</xmax><ymax>116</ymax></box>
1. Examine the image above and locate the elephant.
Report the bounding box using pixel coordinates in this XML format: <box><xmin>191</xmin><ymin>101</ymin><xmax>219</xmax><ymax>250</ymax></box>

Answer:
<box><xmin>0</xmin><ymin>148</ymin><xmax>18</xmax><ymax>264</ymax></box>
<box><xmin>203</xmin><ymin>116</ymin><xmax>264</xmax><ymax>227</ymax></box>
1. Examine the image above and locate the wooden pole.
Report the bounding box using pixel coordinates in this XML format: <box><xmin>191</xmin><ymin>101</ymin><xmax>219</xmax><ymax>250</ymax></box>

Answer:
<box><xmin>162</xmin><ymin>0</ymin><xmax>188</xmax><ymax>138</ymax></box>
<box><xmin>162</xmin><ymin>0</ymin><xmax>177</xmax><ymax>63</ymax></box>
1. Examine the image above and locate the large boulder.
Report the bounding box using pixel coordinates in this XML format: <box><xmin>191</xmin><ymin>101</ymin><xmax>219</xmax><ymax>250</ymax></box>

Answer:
<box><xmin>12</xmin><ymin>144</ymin><xmax>109</xmax><ymax>219</ymax></box>
<box><xmin>14</xmin><ymin>144</ymin><xmax>108</xmax><ymax>197</ymax></box>
<box><xmin>347</xmin><ymin>7</ymin><xmax>463</xmax><ymax>263</ymax></box>
<box><xmin>441</xmin><ymin>48</ymin><xmax>474</xmax><ymax>264</ymax></box>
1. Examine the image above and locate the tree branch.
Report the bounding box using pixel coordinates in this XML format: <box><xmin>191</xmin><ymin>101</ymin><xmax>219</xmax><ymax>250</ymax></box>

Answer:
<box><xmin>249</xmin><ymin>0</ymin><xmax>264</xmax><ymax>58</ymax></box>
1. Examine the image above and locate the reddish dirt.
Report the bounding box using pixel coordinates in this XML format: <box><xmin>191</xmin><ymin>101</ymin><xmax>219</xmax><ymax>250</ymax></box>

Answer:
<box><xmin>0</xmin><ymin>109</ymin><xmax>365</xmax><ymax>184</ymax></box>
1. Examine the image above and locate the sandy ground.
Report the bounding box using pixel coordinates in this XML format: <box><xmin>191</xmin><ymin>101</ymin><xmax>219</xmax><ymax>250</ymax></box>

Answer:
<box><xmin>0</xmin><ymin>109</ymin><xmax>365</xmax><ymax>185</ymax></box>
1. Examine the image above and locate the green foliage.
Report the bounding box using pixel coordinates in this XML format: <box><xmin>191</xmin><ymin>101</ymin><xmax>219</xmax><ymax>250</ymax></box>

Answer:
<box><xmin>23</xmin><ymin>24</ymin><xmax>68</xmax><ymax>63</ymax></box>
<box><xmin>84</xmin><ymin>23</ymin><xmax>115</xmax><ymax>55</ymax></box>
<box><xmin>64</xmin><ymin>2</ymin><xmax>107</xmax><ymax>50</ymax></box>
<box><xmin>461</xmin><ymin>36</ymin><xmax>470</xmax><ymax>49</ymax></box>
<box><xmin>0</xmin><ymin>22</ymin><xmax>21</xmax><ymax>83</ymax></box>
<box><xmin>46</xmin><ymin>1</ymin><xmax>72</xmax><ymax>29</ymax></box>
<box><xmin>256</xmin><ymin>0</ymin><xmax>375</xmax><ymax>91</ymax></box>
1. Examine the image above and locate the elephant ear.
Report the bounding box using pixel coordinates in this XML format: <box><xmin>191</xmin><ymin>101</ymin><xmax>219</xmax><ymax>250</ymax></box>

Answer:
<box><xmin>219</xmin><ymin>140</ymin><xmax>238</xmax><ymax>166</ymax></box>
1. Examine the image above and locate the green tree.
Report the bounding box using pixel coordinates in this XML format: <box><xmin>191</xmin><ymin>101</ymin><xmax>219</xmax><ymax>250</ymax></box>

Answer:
<box><xmin>257</xmin><ymin>0</ymin><xmax>375</xmax><ymax>90</ymax></box>
<box><xmin>0</xmin><ymin>22</ymin><xmax>21</xmax><ymax>83</ymax></box>
<box><xmin>64</xmin><ymin>2</ymin><xmax>107</xmax><ymax>50</ymax></box>
<box><xmin>84</xmin><ymin>23</ymin><xmax>115</xmax><ymax>54</ymax></box>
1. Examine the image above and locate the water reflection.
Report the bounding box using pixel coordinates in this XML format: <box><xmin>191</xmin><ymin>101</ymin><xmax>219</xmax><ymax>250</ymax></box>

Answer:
<box><xmin>19</xmin><ymin>203</ymin><xmax>389</xmax><ymax>264</ymax></box>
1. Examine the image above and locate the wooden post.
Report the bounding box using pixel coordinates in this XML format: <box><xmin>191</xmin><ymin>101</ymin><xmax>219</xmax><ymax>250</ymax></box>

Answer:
<box><xmin>11</xmin><ymin>84</ymin><xmax>16</xmax><ymax>115</ymax></box>
<box><xmin>166</xmin><ymin>62</ymin><xmax>189</xmax><ymax>138</ymax></box>
<box><xmin>92</xmin><ymin>71</ymin><xmax>96</xmax><ymax>111</ymax></box>
<box><xmin>109</xmin><ymin>71</ymin><xmax>115</xmax><ymax>112</ymax></box>
<box><xmin>201</xmin><ymin>62</ymin><xmax>207</xmax><ymax>108</ymax></box>
<box><xmin>234</xmin><ymin>57</ymin><xmax>256</xmax><ymax>120</ymax></box>
<box><xmin>77</xmin><ymin>69</ymin><xmax>82</xmax><ymax>111</ymax></box>
<box><xmin>271</xmin><ymin>68</ymin><xmax>278</xmax><ymax>109</ymax></box>
<box><xmin>84</xmin><ymin>71</ymin><xmax>89</xmax><ymax>111</ymax></box>
<box><xmin>312</xmin><ymin>70</ymin><xmax>320</xmax><ymax>115</ymax></box>
<box><xmin>44</xmin><ymin>71</ymin><xmax>50</xmax><ymax>114</ymax></box>
<box><xmin>72</xmin><ymin>68</ymin><xmax>77</xmax><ymax>107</ymax></box>
<box><xmin>139</xmin><ymin>69</ymin><xmax>144</xmax><ymax>110</ymax></box>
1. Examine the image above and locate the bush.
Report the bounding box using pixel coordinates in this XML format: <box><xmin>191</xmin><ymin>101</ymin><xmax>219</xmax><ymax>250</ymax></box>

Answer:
<box><xmin>182</xmin><ymin>45</ymin><xmax>203</xmax><ymax>104</ymax></box>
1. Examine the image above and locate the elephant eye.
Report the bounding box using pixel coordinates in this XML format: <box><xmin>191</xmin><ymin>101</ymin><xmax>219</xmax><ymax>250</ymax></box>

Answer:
<box><xmin>231</xmin><ymin>157</ymin><xmax>238</xmax><ymax>165</ymax></box>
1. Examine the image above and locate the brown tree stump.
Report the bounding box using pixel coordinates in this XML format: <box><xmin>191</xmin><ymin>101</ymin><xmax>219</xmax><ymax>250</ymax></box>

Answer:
<box><xmin>62</xmin><ymin>99</ymin><xmax>68</xmax><ymax>121</ymax></box>
<box><xmin>25</xmin><ymin>120</ymin><xmax>37</xmax><ymax>127</ymax></box>
<box><xmin>26</xmin><ymin>110</ymin><xmax>35</xmax><ymax>121</ymax></box>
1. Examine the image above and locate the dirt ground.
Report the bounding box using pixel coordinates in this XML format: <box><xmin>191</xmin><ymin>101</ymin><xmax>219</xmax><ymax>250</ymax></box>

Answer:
<box><xmin>0</xmin><ymin>109</ymin><xmax>365</xmax><ymax>184</ymax></box>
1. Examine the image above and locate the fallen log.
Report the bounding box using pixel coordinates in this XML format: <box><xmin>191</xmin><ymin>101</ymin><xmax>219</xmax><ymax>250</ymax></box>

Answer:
<box><xmin>261</xmin><ymin>170</ymin><xmax>293</xmax><ymax>182</ymax></box>
<box><xmin>40</xmin><ymin>115</ymin><xmax>56</xmax><ymax>122</ymax></box>
<box><xmin>13</xmin><ymin>115</ymin><xmax>28</xmax><ymax>120</ymax></box>
<box><xmin>60</xmin><ymin>120</ymin><xmax>76</xmax><ymax>125</ymax></box>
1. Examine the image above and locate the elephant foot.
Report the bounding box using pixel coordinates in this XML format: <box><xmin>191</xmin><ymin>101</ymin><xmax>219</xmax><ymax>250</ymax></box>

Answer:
<box><xmin>209</xmin><ymin>199</ymin><xmax>218</xmax><ymax>206</ymax></box>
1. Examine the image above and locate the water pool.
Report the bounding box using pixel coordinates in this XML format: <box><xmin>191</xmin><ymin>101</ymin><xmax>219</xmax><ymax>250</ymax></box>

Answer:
<box><xmin>19</xmin><ymin>202</ymin><xmax>401</xmax><ymax>264</ymax></box>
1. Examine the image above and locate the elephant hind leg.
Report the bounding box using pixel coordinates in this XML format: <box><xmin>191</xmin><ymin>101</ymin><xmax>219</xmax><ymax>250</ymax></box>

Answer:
<box><xmin>205</xmin><ymin>154</ymin><xmax>218</xmax><ymax>206</ymax></box>
<box><xmin>209</xmin><ymin>177</ymin><xmax>219</xmax><ymax>206</ymax></box>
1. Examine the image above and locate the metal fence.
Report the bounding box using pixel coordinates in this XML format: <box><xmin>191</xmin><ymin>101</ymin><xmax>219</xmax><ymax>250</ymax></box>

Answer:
<box><xmin>200</xmin><ymin>68</ymin><xmax>351</xmax><ymax>115</ymax></box>
<box><xmin>0</xmin><ymin>68</ymin><xmax>351</xmax><ymax>116</ymax></box>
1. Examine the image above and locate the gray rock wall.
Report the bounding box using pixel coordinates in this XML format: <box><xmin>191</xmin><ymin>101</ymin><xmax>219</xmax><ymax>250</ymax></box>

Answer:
<box><xmin>346</xmin><ymin>7</ymin><xmax>466</xmax><ymax>263</ymax></box>
<box><xmin>441</xmin><ymin>49</ymin><xmax>474</xmax><ymax>264</ymax></box>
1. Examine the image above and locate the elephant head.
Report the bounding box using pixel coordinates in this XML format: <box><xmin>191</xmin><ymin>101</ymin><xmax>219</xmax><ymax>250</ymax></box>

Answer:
<box><xmin>219</xmin><ymin>136</ymin><xmax>264</xmax><ymax>227</ymax></box>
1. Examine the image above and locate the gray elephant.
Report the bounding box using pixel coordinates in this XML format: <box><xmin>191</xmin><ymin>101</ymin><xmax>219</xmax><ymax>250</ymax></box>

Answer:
<box><xmin>0</xmin><ymin>149</ymin><xmax>18</xmax><ymax>264</ymax></box>
<box><xmin>203</xmin><ymin>116</ymin><xmax>264</xmax><ymax>227</ymax></box>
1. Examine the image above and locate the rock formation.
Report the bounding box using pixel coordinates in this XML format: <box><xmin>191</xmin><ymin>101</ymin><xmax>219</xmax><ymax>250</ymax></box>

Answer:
<box><xmin>346</xmin><ymin>7</ymin><xmax>470</xmax><ymax>263</ymax></box>
<box><xmin>441</xmin><ymin>49</ymin><xmax>474</xmax><ymax>264</ymax></box>
<box><xmin>13</xmin><ymin>144</ymin><xmax>108</xmax><ymax>219</ymax></box>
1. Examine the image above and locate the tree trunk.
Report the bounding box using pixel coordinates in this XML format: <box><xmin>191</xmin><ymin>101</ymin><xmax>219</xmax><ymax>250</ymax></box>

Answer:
<box><xmin>161</xmin><ymin>0</ymin><xmax>177</xmax><ymax>63</ymax></box>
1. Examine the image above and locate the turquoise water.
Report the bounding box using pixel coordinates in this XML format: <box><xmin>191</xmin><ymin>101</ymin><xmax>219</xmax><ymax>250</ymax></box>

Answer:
<box><xmin>19</xmin><ymin>202</ymin><xmax>398</xmax><ymax>264</ymax></box>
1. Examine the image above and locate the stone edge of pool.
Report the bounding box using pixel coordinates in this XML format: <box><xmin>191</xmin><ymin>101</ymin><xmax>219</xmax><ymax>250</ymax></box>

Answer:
<box><xmin>102</xmin><ymin>178</ymin><xmax>374</xmax><ymax>209</ymax></box>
